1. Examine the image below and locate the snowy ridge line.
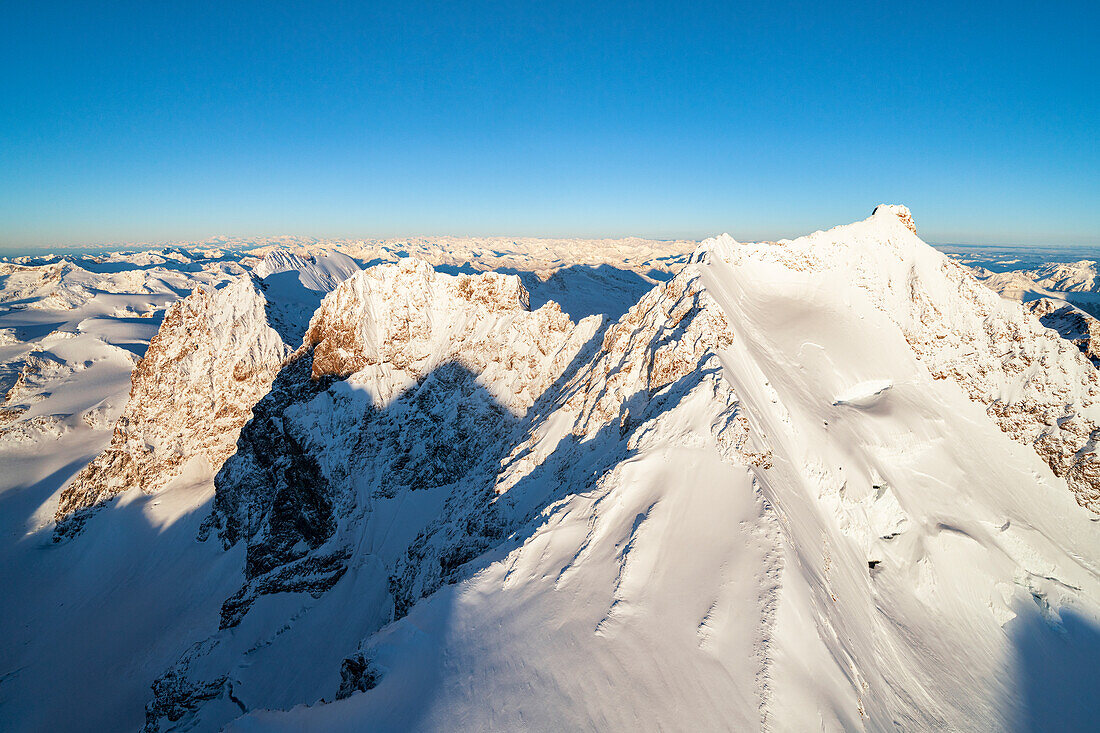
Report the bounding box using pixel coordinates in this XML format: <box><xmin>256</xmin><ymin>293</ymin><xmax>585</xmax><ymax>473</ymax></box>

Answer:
<box><xmin>1023</xmin><ymin>298</ymin><xmax>1100</xmax><ymax>366</ymax></box>
<box><xmin>299</xmin><ymin>258</ymin><xmax>594</xmax><ymax>413</ymax></box>
<box><xmin>51</xmin><ymin>259</ymin><xmax>604</xmax><ymax>538</ymax></box>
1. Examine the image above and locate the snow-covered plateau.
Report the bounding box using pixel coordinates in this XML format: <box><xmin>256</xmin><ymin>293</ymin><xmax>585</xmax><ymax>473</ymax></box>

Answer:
<box><xmin>2</xmin><ymin>210</ymin><xmax>1099</xmax><ymax>732</ymax></box>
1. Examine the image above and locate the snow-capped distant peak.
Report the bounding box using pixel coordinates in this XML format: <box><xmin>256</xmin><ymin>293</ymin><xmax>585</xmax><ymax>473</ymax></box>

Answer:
<box><xmin>252</xmin><ymin>250</ymin><xmax>312</xmax><ymax>279</ymax></box>
<box><xmin>252</xmin><ymin>249</ymin><xmax>361</xmax><ymax>292</ymax></box>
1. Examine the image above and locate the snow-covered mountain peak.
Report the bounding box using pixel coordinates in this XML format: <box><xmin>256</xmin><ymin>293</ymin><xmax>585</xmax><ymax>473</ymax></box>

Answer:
<box><xmin>687</xmin><ymin>232</ymin><xmax>739</xmax><ymax>264</ymax></box>
<box><xmin>691</xmin><ymin>211</ymin><xmax>1100</xmax><ymax>513</ymax></box>
<box><xmin>694</xmin><ymin>205</ymin><xmax>921</xmax><ymax>274</ymax></box>
<box><xmin>971</xmin><ymin>257</ymin><xmax>1100</xmax><ymax>311</ymax></box>
<box><xmin>252</xmin><ymin>250</ymin><xmax>307</xmax><ymax>278</ymax></box>
<box><xmin>1031</xmin><ymin>259</ymin><xmax>1099</xmax><ymax>292</ymax></box>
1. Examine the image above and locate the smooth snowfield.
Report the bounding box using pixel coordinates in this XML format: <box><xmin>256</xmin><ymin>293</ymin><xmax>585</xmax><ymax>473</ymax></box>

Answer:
<box><xmin>2</xmin><ymin>217</ymin><xmax>1100</xmax><ymax>732</ymax></box>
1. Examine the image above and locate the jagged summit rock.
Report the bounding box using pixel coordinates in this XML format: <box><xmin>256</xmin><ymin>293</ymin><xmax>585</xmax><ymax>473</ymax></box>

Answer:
<box><xmin>871</xmin><ymin>203</ymin><xmax>917</xmax><ymax>233</ymax></box>
<box><xmin>53</xmin><ymin>259</ymin><xmax>600</xmax><ymax>539</ymax></box>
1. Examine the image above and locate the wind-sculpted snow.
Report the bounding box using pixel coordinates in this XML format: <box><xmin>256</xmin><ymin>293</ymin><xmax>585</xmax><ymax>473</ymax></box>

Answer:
<box><xmin>385</xmin><ymin>270</ymin><xmax>769</xmax><ymax>626</ymax></box>
<box><xmin>141</xmin><ymin>258</ymin><xmax>761</xmax><ymax>732</ymax></box>
<box><xmin>54</xmin><ymin>277</ymin><xmax>292</xmax><ymax>537</ymax></box>
<box><xmin>139</xmin><ymin>263</ymin><xmax>604</xmax><ymax>730</ymax></box>
<box><xmin>895</xmin><ymin>254</ymin><xmax>1100</xmax><ymax>513</ymax></box>
<box><xmin>223</xmin><ymin>210</ymin><xmax>1100</xmax><ymax>732</ymax></box>
<box><xmin>137</xmin><ymin>257</ymin><xmax>753</xmax><ymax>730</ymax></box>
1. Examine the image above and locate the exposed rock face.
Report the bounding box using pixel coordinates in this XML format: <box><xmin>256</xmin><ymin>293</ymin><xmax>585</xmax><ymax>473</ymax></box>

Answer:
<box><xmin>386</xmin><ymin>265</ymin><xmax>763</xmax><ymax>621</ymax></box>
<box><xmin>140</xmin><ymin>232</ymin><xmax>1100</xmax><ymax>730</ymax></box>
<box><xmin>195</xmin><ymin>355</ymin><xmax>349</xmax><ymax>629</ymax></box>
<box><xmin>205</xmin><ymin>262</ymin><xmax>601</xmax><ymax>602</ymax></box>
<box><xmin>36</xmin><ymin>212</ymin><xmax>1100</xmax><ymax>733</ymax></box>
<box><xmin>899</xmin><ymin>265</ymin><xmax>1100</xmax><ymax>513</ymax></box>
<box><xmin>55</xmin><ymin>277</ymin><xmax>291</xmax><ymax>537</ymax></box>
<box><xmin>336</xmin><ymin>654</ymin><xmax>378</xmax><ymax>700</ymax></box>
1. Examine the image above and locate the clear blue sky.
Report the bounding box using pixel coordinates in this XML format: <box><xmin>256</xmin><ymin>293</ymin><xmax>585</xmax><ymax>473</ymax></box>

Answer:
<box><xmin>2</xmin><ymin>1</ymin><xmax>1097</xmax><ymax>252</ymax></box>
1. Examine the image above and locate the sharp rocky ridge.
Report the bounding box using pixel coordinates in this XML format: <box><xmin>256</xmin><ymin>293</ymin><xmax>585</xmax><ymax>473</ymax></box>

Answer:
<box><xmin>10</xmin><ymin>208</ymin><xmax>1100</xmax><ymax>731</ymax></box>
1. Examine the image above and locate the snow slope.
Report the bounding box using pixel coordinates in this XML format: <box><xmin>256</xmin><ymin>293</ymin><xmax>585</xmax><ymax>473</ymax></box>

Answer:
<box><xmin>0</xmin><ymin>236</ymin><xmax>691</xmax><ymax>731</ymax></box>
<box><xmin>2</xmin><ymin>216</ymin><xmax>1100</xmax><ymax>732</ymax></box>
